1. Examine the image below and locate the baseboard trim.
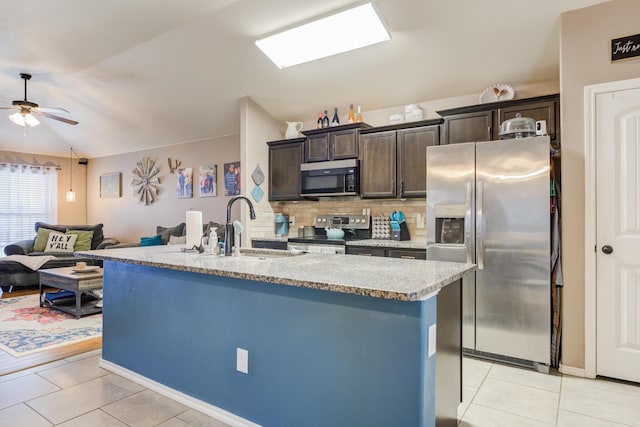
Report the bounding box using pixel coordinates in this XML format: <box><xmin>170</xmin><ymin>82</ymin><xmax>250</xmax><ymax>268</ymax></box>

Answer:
<box><xmin>99</xmin><ymin>358</ymin><xmax>261</xmax><ymax>427</ymax></box>
<box><xmin>559</xmin><ymin>364</ymin><xmax>592</xmax><ymax>378</ymax></box>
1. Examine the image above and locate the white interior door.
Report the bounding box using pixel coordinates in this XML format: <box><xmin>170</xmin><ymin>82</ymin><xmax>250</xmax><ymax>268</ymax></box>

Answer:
<box><xmin>596</xmin><ymin>86</ymin><xmax>640</xmax><ymax>383</ymax></box>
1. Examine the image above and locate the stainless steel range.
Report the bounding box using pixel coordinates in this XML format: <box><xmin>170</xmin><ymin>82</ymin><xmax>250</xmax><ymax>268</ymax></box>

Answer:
<box><xmin>288</xmin><ymin>214</ymin><xmax>371</xmax><ymax>254</ymax></box>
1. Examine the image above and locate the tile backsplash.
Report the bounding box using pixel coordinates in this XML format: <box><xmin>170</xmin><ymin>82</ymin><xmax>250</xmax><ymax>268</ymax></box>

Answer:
<box><xmin>252</xmin><ymin>198</ymin><xmax>426</xmax><ymax>242</ymax></box>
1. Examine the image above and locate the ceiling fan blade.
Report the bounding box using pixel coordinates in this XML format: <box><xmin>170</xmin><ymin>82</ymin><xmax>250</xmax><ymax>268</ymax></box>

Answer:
<box><xmin>34</xmin><ymin>110</ymin><xmax>79</xmax><ymax>125</ymax></box>
<box><xmin>0</xmin><ymin>107</ymin><xmax>19</xmax><ymax>110</ymax></box>
<box><xmin>35</xmin><ymin>107</ymin><xmax>71</xmax><ymax>114</ymax></box>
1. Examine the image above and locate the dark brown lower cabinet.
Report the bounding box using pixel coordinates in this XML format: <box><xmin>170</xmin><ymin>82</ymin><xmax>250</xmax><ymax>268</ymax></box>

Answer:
<box><xmin>346</xmin><ymin>246</ymin><xmax>426</xmax><ymax>259</ymax></box>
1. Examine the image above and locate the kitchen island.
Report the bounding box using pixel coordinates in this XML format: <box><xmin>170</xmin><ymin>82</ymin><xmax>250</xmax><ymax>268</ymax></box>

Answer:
<box><xmin>79</xmin><ymin>245</ymin><xmax>473</xmax><ymax>427</ymax></box>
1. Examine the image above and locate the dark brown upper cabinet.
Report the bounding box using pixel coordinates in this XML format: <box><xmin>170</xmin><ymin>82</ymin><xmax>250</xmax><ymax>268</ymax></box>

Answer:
<box><xmin>302</xmin><ymin>123</ymin><xmax>370</xmax><ymax>162</ymax></box>
<box><xmin>441</xmin><ymin>110</ymin><xmax>494</xmax><ymax>145</ymax></box>
<box><xmin>267</xmin><ymin>138</ymin><xmax>304</xmax><ymax>201</ymax></box>
<box><xmin>437</xmin><ymin>94</ymin><xmax>560</xmax><ymax>147</ymax></box>
<box><xmin>397</xmin><ymin>125</ymin><xmax>439</xmax><ymax>198</ymax></box>
<box><xmin>359</xmin><ymin>119</ymin><xmax>442</xmax><ymax>199</ymax></box>
<box><xmin>359</xmin><ymin>130</ymin><xmax>397</xmax><ymax>198</ymax></box>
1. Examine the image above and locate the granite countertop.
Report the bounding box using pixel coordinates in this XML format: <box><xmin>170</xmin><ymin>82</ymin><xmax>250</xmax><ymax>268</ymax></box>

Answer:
<box><xmin>78</xmin><ymin>246</ymin><xmax>473</xmax><ymax>302</ymax></box>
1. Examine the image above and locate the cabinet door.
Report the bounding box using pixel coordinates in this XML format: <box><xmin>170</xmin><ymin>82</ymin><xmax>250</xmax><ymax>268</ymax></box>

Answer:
<box><xmin>346</xmin><ymin>246</ymin><xmax>387</xmax><ymax>257</ymax></box>
<box><xmin>269</xmin><ymin>142</ymin><xmax>303</xmax><ymax>201</ymax></box>
<box><xmin>304</xmin><ymin>134</ymin><xmax>330</xmax><ymax>162</ymax></box>
<box><xmin>359</xmin><ymin>131</ymin><xmax>397</xmax><ymax>198</ymax></box>
<box><xmin>499</xmin><ymin>100</ymin><xmax>556</xmax><ymax>141</ymax></box>
<box><xmin>398</xmin><ymin>125</ymin><xmax>439</xmax><ymax>198</ymax></box>
<box><xmin>388</xmin><ymin>248</ymin><xmax>427</xmax><ymax>260</ymax></box>
<box><xmin>443</xmin><ymin>111</ymin><xmax>493</xmax><ymax>144</ymax></box>
<box><xmin>331</xmin><ymin>129</ymin><xmax>358</xmax><ymax>160</ymax></box>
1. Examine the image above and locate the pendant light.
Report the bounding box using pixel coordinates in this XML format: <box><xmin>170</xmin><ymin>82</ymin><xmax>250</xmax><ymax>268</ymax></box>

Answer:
<box><xmin>66</xmin><ymin>148</ymin><xmax>75</xmax><ymax>202</ymax></box>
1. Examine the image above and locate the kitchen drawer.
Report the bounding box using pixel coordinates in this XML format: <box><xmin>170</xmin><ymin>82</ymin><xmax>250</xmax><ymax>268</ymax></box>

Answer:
<box><xmin>346</xmin><ymin>246</ymin><xmax>387</xmax><ymax>257</ymax></box>
<box><xmin>251</xmin><ymin>239</ymin><xmax>288</xmax><ymax>250</ymax></box>
<box><xmin>388</xmin><ymin>249</ymin><xmax>427</xmax><ymax>260</ymax></box>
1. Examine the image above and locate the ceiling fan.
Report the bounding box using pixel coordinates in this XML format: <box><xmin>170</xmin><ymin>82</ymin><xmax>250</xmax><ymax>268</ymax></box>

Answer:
<box><xmin>0</xmin><ymin>73</ymin><xmax>78</xmax><ymax>127</ymax></box>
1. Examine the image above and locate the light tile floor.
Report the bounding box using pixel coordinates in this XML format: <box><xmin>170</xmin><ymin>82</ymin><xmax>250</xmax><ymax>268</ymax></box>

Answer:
<box><xmin>2</xmin><ymin>351</ymin><xmax>640</xmax><ymax>426</ymax></box>
<box><xmin>459</xmin><ymin>356</ymin><xmax>640</xmax><ymax>426</ymax></box>
<box><xmin>0</xmin><ymin>351</ymin><xmax>230</xmax><ymax>427</ymax></box>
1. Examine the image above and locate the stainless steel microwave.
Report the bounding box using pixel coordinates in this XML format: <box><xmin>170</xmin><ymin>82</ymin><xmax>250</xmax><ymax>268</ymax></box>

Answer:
<box><xmin>300</xmin><ymin>159</ymin><xmax>359</xmax><ymax>197</ymax></box>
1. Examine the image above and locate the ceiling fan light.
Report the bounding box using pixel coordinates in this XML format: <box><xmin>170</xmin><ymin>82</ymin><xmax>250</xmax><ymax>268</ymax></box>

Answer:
<box><xmin>8</xmin><ymin>112</ymin><xmax>26</xmax><ymax>126</ymax></box>
<box><xmin>8</xmin><ymin>111</ymin><xmax>40</xmax><ymax>127</ymax></box>
<box><xmin>24</xmin><ymin>113</ymin><xmax>40</xmax><ymax>127</ymax></box>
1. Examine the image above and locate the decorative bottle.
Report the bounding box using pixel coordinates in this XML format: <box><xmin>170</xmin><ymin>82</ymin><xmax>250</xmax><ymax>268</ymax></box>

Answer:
<box><xmin>331</xmin><ymin>107</ymin><xmax>340</xmax><ymax>126</ymax></box>
<box><xmin>356</xmin><ymin>105</ymin><xmax>363</xmax><ymax>123</ymax></box>
<box><xmin>316</xmin><ymin>112</ymin><xmax>323</xmax><ymax>129</ymax></box>
<box><xmin>347</xmin><ymin>104</ymin><xmax>355</xmax><ymax>123</ymax></box>
<box><xmin>322</xmin><ymin>110</ymin><xmax>330</xmax><ymax>128</ymax></box>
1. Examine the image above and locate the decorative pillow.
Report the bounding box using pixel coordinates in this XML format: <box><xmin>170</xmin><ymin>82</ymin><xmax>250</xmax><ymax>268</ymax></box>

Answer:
<box><xmin>140</xmin><ymin>234</ymin><xmax>163</xmax><ymax>247</ymax></box>
<box><xmin>34</xmin><ymin>228</ymin><xmax>58</xmax><ymax>252</ymax></box>
<box><xmin>157</xmin><ymin>223</ymin><xmax>186</xmax><ymax>245</ymax></box>
<box><xmin>66</xmin><ymin>230</ymin><xmax>94</xmax><ymax>251</ymax></box>
<box><xmin>35</xmin><ymin>222</ymin><xmax>104</xmax><ymax>250</ymax></box>
<box><xmin>44</xmin><ymin>232</ymin><xmax>78</xmax><ymax>253</ymax></box>
<box><xmin>167</xmin><ymin>235</ymin><xmax>187</xmax><ymax>245</ymax></box>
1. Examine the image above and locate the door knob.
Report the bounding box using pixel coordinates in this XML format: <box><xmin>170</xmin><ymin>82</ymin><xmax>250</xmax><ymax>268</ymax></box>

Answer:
<box><xmin>602</xmin><ymin>245</ymin><xmax>614</xmax><ymax>255</ymax></box>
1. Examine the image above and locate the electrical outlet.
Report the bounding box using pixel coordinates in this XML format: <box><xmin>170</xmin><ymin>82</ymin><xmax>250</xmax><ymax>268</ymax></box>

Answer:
<box><xmin>237</xmin><ymin>348</ymin><xmax>249</xmax><ymax>374</ymax></box>
<box><xmin>290</xmin><ymin>216</ymin><xmax>295</xmax><ymax>226</ymax></box>
<box><xmin>416</xmin><ymin>213</ymin><xmax>425</xmax><ymax>229</ymax></box>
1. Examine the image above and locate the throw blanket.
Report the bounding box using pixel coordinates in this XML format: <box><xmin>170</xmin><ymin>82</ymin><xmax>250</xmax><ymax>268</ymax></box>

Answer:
<box><xmin>3</xmin><ymin>255</ymin><xmax>57</xmax><ymax>271</ymax></box>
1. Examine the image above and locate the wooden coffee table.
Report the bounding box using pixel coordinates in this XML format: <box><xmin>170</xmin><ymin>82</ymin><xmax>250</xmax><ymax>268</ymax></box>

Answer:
<box><xmin>39</xmin><ymin>266</ymin><xmax>103</xmax><ymax>319</ymax></box>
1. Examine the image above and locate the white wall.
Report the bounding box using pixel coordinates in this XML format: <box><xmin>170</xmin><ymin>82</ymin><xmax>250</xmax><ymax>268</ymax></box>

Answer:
<box><xmin>559</xmin><ymin>0</ymin><xmax>640</xmax><ymax>370</ymax></box>
<box><xmin>240</xmin><ymin>97</ymin><xmax>284</xmax><ymax>244</ymax></box>
<box><xmin>86</xmin><ymin>135</ymin><xmax>240</xmax><ymax>243</ymax></box>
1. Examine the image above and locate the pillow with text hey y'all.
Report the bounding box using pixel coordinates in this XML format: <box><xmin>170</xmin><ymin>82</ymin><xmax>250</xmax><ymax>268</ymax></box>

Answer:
<box><xmin>44</xmin><ymin>232</ymin><xmax>78</xmax><ymax>253</ymax></box>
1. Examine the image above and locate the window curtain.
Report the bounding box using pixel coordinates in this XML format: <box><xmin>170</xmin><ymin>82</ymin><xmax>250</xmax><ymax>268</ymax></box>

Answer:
<box><xmin>0</xmin><ymin>163</ymin><xmax>58</xmax><ymax>255</ymax></box>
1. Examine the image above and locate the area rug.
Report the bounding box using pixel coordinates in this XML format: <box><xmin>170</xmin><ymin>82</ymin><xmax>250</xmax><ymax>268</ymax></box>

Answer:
<box><xmin>0</xmin><ymin>294</ymin><xmax>102</xmax><ymax>357</ymax></box>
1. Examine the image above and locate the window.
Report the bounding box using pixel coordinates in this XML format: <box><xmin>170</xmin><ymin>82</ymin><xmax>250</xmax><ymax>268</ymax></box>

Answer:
<box><xmin>0</xmin><ymin>164</ymin><xmax>58</xmax><ymax>255</ymax></box>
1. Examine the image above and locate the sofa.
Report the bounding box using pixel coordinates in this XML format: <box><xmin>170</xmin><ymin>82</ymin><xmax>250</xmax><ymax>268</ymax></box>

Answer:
<box><xmin>141</xmin><ymin>222</ymin><xmax>225</xmax><ymax>246</ymax></box>
<box><xmin>0</xmin><ymin>222</ymin><xmax>120</xmax><ymax>291</ymax></box>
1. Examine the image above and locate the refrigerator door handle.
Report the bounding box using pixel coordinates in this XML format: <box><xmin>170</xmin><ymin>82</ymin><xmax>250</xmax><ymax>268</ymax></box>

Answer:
<box><xmin>476</xmin><ymin>181</ymin><xmax>485</xmax><ymax>270</ymax></box>
<box><xmin>465</xmin><ymin>182</ymin><xmax>472</xmax><ymax>264</ymax></box>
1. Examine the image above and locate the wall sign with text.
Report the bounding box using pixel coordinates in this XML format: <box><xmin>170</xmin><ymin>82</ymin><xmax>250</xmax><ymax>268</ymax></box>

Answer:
<box><xmin>611</xmin><ymin>33</ymin><xmax>640</xmax><ymax>62</ymax></box>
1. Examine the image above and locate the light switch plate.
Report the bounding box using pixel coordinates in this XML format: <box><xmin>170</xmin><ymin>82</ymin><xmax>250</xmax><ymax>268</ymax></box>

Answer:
<box><xmin>428</xmin><ymin>324</ymin><xmax>436</xmax><ymax>358</ymax></box>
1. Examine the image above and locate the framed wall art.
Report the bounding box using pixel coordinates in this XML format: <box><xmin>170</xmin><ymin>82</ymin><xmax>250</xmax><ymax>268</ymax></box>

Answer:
<box><xmin>199</xmin><ymin>165</ymin><xmax>217</xmax><ymax>197</ymax></box>
<box><xmin>176</xmin><ymin>167</ymin><xmax>193</xmax><ymax>199</ymax></box>
<box><xmin>223</xmin><ymin>161</ymin><xmax>241</xmax><ymax>196</ymax></box>
<box><xmin>100</xmin><ymin>172</ymin><xmax>121</xmax><ymax>198</ymax></box>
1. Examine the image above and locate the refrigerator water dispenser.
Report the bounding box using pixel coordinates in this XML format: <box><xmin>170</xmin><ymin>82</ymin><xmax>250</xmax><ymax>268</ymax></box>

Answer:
<box><xmin>434</xmin><ymin>204</ymin><xmax>466</xmax><ymax>244</ymax></box>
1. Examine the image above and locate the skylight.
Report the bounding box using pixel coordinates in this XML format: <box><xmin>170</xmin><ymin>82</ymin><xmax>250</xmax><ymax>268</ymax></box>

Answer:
<box><xmin>255</xmin><ymin>2</ymin><xmax>390</xmax><ymax>69</ymax></box>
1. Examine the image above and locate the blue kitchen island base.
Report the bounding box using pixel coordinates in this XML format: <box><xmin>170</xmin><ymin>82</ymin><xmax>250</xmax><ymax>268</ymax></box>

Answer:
<box><xmin>100</xmin><ymin>260</ymin><xmax>461</xmax><ymax>427</ymax></box>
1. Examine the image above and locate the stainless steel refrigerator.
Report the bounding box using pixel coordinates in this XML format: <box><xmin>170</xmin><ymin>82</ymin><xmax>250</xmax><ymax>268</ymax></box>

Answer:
<box><xmin>426</xmin><ymin>136</ymin><xmax>550</xmax><ymax>368</ymax></box>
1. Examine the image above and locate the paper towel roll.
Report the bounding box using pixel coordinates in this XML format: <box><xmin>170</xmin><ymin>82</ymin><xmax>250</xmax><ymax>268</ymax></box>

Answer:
<box><xmin>186</xmin><ymin>210</ymin><xmax>202</xmax><ymax>249</ymax></box>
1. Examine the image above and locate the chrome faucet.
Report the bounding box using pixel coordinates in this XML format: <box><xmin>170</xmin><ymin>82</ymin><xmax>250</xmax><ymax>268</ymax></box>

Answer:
<box><xmin>224</xmin><ymin>195</ymin><xmax>256</xmax><ymax>255</ymax></box>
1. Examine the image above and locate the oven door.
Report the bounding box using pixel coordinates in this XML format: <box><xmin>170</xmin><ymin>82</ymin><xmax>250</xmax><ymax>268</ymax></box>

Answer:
<box><xmin>287</xmin><ymin>242</ymin><xmax>345</xmax><ymax>254</ymax></box>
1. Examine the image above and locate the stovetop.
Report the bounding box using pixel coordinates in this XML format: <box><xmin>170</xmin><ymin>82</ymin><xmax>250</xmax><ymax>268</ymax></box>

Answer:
<box><xmin>288</xmin><ymin>214</ymin><xmax>372</xmax><ymax>245</ymax></box>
